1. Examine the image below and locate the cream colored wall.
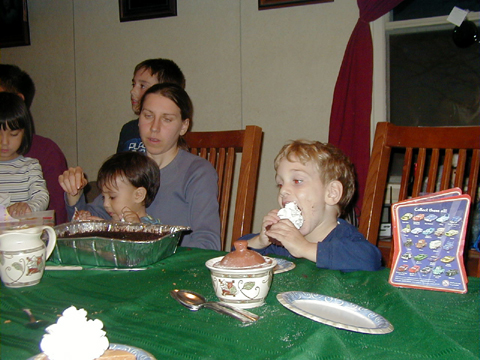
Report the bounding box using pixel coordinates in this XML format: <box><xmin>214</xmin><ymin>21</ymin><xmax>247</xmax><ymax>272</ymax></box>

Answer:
<box><xmin>0</xmin><ymin>0</ymin><xmax>77</xmax><ymax>166</ymax></box>
<box><xmin>0</xmin><ymin>0</ymin><xmax>358</xmax><ymax>236</ymax></box>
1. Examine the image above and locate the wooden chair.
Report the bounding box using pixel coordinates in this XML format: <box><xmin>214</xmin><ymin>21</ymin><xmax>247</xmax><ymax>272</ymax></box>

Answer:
<box><xmin>359</xmin><ymin>122</ymin><xmax>480</xmax><ymax>276</ymax></box>
<box><xmin>184</xmin><ymin>125</ymin><xmax>263</xmax><ymax>251</ymax></box>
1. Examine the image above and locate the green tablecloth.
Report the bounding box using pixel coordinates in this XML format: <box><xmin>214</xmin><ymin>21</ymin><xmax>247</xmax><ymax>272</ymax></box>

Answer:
<box><xmin>1</xmin><ymin>247</ymin><xmax>479</xmax><ymax>360</ymax></box>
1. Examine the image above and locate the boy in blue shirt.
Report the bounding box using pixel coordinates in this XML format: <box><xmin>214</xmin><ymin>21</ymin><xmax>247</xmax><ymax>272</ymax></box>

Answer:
<box><xmin>243</xmin><ymin>140</ymin><xmax>381</xmax><ymax>272</ymax></box>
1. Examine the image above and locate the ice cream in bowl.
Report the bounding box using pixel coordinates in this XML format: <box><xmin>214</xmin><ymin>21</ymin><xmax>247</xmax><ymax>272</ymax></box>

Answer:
<box><xmin>205</xmin><ymin>240</ymin><xmax>277</xmax><ymax>309</ymax></box>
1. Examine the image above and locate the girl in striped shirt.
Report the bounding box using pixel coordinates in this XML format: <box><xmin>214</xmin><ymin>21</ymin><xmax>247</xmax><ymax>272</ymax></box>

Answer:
<box><xmin>0</xmin><ymin>92</ymin><xmax>49</xmax><ymax>217</ymax></box>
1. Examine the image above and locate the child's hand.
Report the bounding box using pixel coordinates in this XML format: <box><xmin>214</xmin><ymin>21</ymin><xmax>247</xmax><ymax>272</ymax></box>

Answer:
<box><xmin>258</xmin><ymin>209</ymin><xmax>281</xmax><ymax>246</ymax></box>
<box><xmin>59</xmin><ymin>167</ymin><xmax>88</xmax><ymax>205</ymax></box>
<box><xmin>120</xmin><ymin>207</ymin><xmax>141</xmax><ymax>223</ymax></box>
<box><xmin>73</xmin><ymin>209</ymin><xmax>91</xmax><ymax>220</ymax></box>
<box><xmin>7</xmin><ymin>202</ymin><xmax>32</xmax><ymax>217</ymax></box>
<box><xmin>266</xmin><ymin>220</ymin><xmax>317</xmax><ymax>262</ymax></box>
<box><xmin>87</xmin><ymin>215</ymin><xmax>105</xmax><ymax>220</ymax></box>
<box><xmin>72</xmin><ymin>210</ymin><xmax>103</xmax><ymax>221</ymax></box>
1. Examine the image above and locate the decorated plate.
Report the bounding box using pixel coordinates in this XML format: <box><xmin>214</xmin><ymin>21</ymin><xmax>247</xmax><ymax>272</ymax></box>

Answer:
<box><xmin>273</xmin><ymin>258</ymin><xmax>296</xmax><ymax>274</ymax></box>
<box><xmin>277</xmin><ymin>292</ymin><xmax>393</xmax><ymax>334</ymax></box>
<box><xmin>28</xmin><ymin>343</ymin><xmax>156</xmax><ymax>360</ymax></box>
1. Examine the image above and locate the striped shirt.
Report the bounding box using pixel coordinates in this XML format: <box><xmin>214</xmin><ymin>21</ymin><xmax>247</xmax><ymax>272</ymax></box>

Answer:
<box><xmin>0</xmin><ymin>156</ymin><xmax>49</xmax><ymax>212</ymax></box>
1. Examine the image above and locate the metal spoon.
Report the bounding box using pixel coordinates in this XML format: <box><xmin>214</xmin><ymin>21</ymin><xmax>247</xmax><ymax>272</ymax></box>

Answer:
<box><xmin>170</xmin><ymin>289</ymin><xmax>259</xmax><ymax>323</ymax></box>
<box><xmin>23</xmin><ymin>309</ymin><xmax>46</xmax><ymax>329</ymax></box>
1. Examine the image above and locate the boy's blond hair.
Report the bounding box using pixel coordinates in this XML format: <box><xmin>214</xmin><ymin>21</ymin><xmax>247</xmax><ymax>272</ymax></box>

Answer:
<box><xmin>274</xmin><ymin>140</ymin><xmax>356</xmax><ymax>215</ymax></box>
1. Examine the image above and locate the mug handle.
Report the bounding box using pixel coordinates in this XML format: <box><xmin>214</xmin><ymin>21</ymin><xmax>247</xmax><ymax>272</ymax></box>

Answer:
<box><xmin>41</xmin><ymin>226</ymin><xmax>57</xmax><ymax>260</ymax></box>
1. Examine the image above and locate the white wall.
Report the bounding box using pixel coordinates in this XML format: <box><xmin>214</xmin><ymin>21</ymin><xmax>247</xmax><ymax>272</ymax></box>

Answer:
<box><xmin>0</xmin><ymin>0</ymin><xmax>358</xmax><ymax>240</ymax></box>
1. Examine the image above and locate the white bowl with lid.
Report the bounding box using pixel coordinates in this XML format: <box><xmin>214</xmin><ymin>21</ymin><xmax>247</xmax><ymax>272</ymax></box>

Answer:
<box><xmin>205</xmin><ymin>255</ymin><xmax>277</xmax><ymax>309</ymax></box>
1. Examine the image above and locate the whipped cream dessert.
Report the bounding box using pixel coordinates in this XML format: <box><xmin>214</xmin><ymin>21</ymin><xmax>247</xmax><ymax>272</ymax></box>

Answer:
<box><xmin>277</xmin><ymin>202</ymin><xmax>304</xmax><ymax>229</ymax></box>
<box><xmin>40</xmin><ymin>306</ymin><xmax>109</xmax><ymax>360</ymax></box>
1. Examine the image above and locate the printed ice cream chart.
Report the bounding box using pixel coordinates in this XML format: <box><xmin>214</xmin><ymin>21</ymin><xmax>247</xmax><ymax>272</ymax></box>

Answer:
<box><xmin>389</xmin><ymin>194</ymin><xmax>470</xmax><ymax>294</ymax></box>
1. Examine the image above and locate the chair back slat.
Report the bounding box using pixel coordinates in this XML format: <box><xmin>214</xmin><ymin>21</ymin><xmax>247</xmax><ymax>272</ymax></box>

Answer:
<box><xmin>208</xmin><ymin>148</ymin><xmax>217</xmax><ymax>168</ymax></box>
<box><xmin>439</xmin><ymin>149</ymin><xmax>453</xmax><ymax>190</ymax></box>
<box><xmin>359</xmin><ymin>122</ymin><xmax>480</xmax><ymax>276</ymax></box>
<box><xmin>467</xmin><ymin>149</ymin><xmax>480</xmax><ymax>199</ymax></box>
<box><xmin>184</xmin><ymin>126</ymin><xmax>263</xmax><ymax>250</ymax></box>
<box><xmin>217</xmin><ymin>148</ymin><xmax>235</xmax><ymax>243</ymax></box>
<box><xmin>426</xmin><ymin>149</ymin><xmax>440</xmax><ymax>194</ymax></box>
<box><xmin>216</xmin><ymin>148</ymin><xmax>226</xmax><ymax>195</ymax></box>
<box><xmin>454</xmin><ymin>149</ymin><xmax>467</xmax><ymax>190</ymax></box>
<box><xmin>399</xmin><ymin>148</ymin><xmax>413</xmax><ymax>201</ymax></box>
<box><xmin>412</xmin><ymin>148</ymin><xmax>427</xmax><ymax>197</ymax></box>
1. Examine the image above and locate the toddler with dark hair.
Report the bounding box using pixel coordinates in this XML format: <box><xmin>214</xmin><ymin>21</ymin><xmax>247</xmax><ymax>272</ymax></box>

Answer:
<box><xmin>73</xmin><ymin>152</ymin><xmax>161</xmax><ymax>224</ymax></box>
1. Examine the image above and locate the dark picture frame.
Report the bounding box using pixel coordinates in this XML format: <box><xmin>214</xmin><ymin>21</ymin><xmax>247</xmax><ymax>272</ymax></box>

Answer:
<box><xmin>0</xmin><ymin>0</ymin><xmax>30</xmax><ymax>48</ymax></box>
<box><xmin>119</xmin><ymin>0</ymin><xmax>177</xmax><ymax>22</ymax></box>
<box><xmin>259</xmin><ymin>0</ymin><xmax>333</xmax><ymax>10</ymax></box>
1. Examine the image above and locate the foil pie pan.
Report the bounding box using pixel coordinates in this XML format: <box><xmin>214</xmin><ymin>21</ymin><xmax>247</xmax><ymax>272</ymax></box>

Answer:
<box><xmin>52</xmin><ymin>221</ymin><xmax>190</xmax><ymax>268</ymax></box>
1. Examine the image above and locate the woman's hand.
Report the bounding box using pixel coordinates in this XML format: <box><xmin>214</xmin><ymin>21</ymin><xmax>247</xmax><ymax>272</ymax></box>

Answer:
<box><xmin>7</xmin><ymin>202</ymin><xmax>32</xmax><ymax>217</ymax></box>
<box><xmin>58</xmin><ymin>167</ymin><xmax>88</xmax><ymax>205</ymax></box>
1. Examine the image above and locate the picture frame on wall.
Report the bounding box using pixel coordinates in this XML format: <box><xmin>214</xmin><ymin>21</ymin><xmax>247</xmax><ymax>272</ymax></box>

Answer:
<box><xmin>0</xmin><ymin>0</ymin><xmax>30</xmax><ymax>48</ymax></box>
<box><xmin>119</xmin><ymin>0</ymin><xmax>177</xmax><ymax>22</ymax></box>
<box><xmin>259</xmin><ymin>0</ymin><xmax>333</xmax><ymax>10</ymax></box>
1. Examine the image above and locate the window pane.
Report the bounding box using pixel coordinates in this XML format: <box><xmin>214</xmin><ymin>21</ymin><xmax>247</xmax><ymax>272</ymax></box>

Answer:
<box><xmin>389</xmin><ymin>28</ymin><xmax>479</xmax><ymax>127</ymax></box>
<box><xmin>393</xmin><ymin>0</ymin><xmax>480</xmax><ymax>21</ymax></box>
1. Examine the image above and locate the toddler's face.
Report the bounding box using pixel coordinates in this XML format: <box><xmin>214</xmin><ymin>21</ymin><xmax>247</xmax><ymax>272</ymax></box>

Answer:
<box><xmin>131</xmin><ymin>68</ymin><xmax>159</xmax><ymax>115</ymax></box>
<box><xmin>0</xmin><ymin>126</ymin><xmax>24</xmax><ymax>161</ymax></box>
<box><xmin>275</xmin><ymin>157</ymin><xmax>328</xmax><ymax>236</ymax></box>
<box><xmin>101</xmin><ymin>176</ymin><xmax>141</xmax><ymax>221</ymax></box>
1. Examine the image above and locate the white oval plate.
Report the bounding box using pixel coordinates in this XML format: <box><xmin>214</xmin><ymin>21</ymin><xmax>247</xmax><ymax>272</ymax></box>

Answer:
<box><xmin>273</xmin><ymin>258</ymin><xmax>296</xmax><ymax>274</ymax></box>
<box><xmin>277</xmin><ymin>291</ymin><xmax>394</xmax><ymax>334</ymax></box>
<box><xmin>28</xmin><ymin>343</ymin><xmax>156</xmax><ymax>360</ymax></box>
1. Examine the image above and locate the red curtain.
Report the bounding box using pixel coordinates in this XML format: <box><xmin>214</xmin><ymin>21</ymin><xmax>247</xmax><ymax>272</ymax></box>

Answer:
<box><xmin>328</xmin><ymin>0</ymin><xmax>404</xmax><ymax>215</ymax></box>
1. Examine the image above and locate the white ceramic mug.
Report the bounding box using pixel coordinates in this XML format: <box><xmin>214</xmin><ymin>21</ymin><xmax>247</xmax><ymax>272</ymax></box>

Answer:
<box><xmin>0</xmin><ymin>226</ymin><xmax>57</xmax><ymax>288</ymax></box>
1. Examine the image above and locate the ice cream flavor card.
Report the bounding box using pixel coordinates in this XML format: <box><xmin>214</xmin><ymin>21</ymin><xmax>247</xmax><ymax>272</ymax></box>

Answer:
<box><xmin>389</xmin><ymin>188</ymin><xmax>470</xmax><ymax>294</ymax></box>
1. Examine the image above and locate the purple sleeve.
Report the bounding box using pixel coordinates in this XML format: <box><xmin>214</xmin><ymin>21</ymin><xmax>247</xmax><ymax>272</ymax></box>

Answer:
<box><xmin>26</xmin><ymin>136</ymin><xmax>69</xmax><ymax>224</ymax></box>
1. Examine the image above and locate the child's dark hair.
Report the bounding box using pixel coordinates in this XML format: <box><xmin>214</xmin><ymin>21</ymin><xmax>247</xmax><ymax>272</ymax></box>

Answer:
<box><xmin>140</xmin><ymin>83</ymin><xmax>193</xmax><ymax>149</ymax></box>
<box><xmin>0</xmin><ymin>92</ymin><xmax>34</xmax><ymax>155</ymax></box>
<box><xmin>97</xmin><ymin>152</ymin><xmax>160</xmax><ymax>208</ymax></box>
<box><xmin>134</xmin><ymin>58</ymin><xmax>186</xmax><ymax>89</ymax></box>
<box><xmin>0</xmin><ymin>64</ymin><xmax>36</xmax><ymax>109</ymax></box>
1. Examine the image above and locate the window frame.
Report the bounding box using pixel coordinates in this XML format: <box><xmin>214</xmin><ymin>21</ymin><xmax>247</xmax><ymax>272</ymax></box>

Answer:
<box><xmin>371</xmin><ymin>11</ymin><xmax>480</xmax><ymax>147</ymax></box>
